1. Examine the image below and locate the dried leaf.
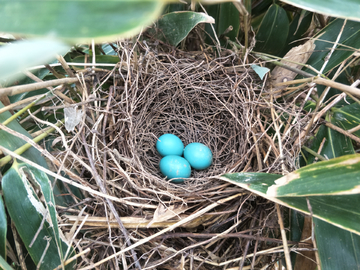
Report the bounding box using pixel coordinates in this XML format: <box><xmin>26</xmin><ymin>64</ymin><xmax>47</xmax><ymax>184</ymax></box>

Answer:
<box><xmin>271</xmin><ymin>39</ymin><xmax>316</xmax><ymax>88</ymax></box>
<box><xmin>147</xmin><ymin>204</ymin><xmax>188</xmax><ymax>228</ymax></box>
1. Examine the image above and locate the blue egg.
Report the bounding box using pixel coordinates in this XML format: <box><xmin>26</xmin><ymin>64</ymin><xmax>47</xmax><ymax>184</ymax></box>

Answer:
<box><xmin>159</xmin><ymin>155</ymin><xmax>191</xmax><ymax>183</ymax></box>
<box><xmin>184</xmin><ymin>142</ymin><xmax>212</xmax><ymax>170</ymax></box>
<box><xmin>156</xmin><ymin>134</ymin><xmax>184</xmax><ymax>157</ymax></box>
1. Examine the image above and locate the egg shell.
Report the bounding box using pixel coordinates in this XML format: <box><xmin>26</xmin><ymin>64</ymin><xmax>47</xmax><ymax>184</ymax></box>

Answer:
<box><xmin>184</xmin><ymin>142</ymin><xmax>212</xmax><ymax>170</ymax></box>
<box><xmin>156</xmin><ymin>134</ymin><xmax>184</xmax><ymax>157</ymax></box>
<box><xmin>159</xmin><ymin>155</ymin><xmax>191</xmax><ymax>183</ymax></box>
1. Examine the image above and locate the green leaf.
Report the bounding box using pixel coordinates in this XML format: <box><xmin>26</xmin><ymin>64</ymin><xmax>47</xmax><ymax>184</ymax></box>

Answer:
<box><xmin>333</xmin><ymin>103</ymin><xmax>360</xmax><ymax>138</ymax></box>
<box><xmin>0</xmin><ymin>195</ymin><xmax>6</xmax><ymax>259</ymax></box>
<box><xmin>0</xmin><ymin>0</ymin><xmax>165</xmax><ymax>43</ymax></box>
<box><xmin>221</xmin><ymin>157</ymin><xmax>360</xmax><ymax>235</ymax></box>
<box><xmin>0</xmin><ymin>39</ymin><xmax>69</xmax><ymax>83</ymax></box>
<box><xmin>314</xmin><ymin>218</ymin><xmax>360</xmax><ymax>270</ymax></box>
<box><xmin>153</xmin><ymin>11</ymin><xmax>215</xmax><ymax>46</ymax></box>
<box><xmin>251</xmin><ymin>64</ymin><xmax>270</xmax><ymax>80</ymax></box>
<box><xmin>290</xmin><ymin>210</ymin><xmax>305</xmax><ymax>267</ymax></box>
<box><xmin>204</xmin><ymin>3</ymin><xmax>241</xmax><ymax>46</ymax></box>
<box><xmin>252</xmin><ymin>0</ymin><xmax>273</xmax><ymax>17</ymax></box>
<box><xmin>0</xmin><ymin>255</ymin><xmax>13</xmax><ymax>270</ymax></box>
<box><xmin>267</xmin><ymin>154</ymin><xmax>360</xmax><ymax>197</ymax></box>
<box><xmin>214</xmin><ymin>3</ymin><xmax>241</xmax><ymax>42</ymax></box>
<box><xmin>0</xmin><ymin>101</ymin><xmax>77</xmax><ymax>206</ymax></box>
<box><xmin>304</xmin><ymin>119</ymin><xmax>355</xmax><ymax>165</ymax></box>
<box><xmin>305</xmin><ymin>19</ymin><xmax>360</xmax><ymax>75</ymax></box>
<box><xmin>0</xmin><ymin>101</ymin><xmax>50</xmax><ymax>170</ymax></box>
<box><xmin>2</xmin><ymin>161</ymin><xmax>75</xmax><ymax>270</ymax></box>
<box><xmin>254</xmin><ymin>4</ymin><xmax>289</xmax><ymax>55</ymax></box>
<box><xmin>222</xmin><ymin>172</ymin><xmax>281</xmax><ymax>195</ymax></box>
<box><xmin>280</xmin><ymin>11</ymin><xmax>313</xmax><ymax>56</ymax></box>
<box><xmin>280</xmin><ymin>0</ymin><xmax>360</xmax><ymax>22</ymax></box>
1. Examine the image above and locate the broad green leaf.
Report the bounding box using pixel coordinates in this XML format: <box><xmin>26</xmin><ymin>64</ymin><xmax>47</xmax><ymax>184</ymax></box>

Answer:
<box><xmin>300</xmin><ymin>113</ymin><xmax>360</xmax><ymax>269</ymax></box>
<box><xmin>0</xmin><ymin>101</ymin><xmax>71</xmax><ymax>205</ymax></box>
<box><xmin>0</xmin><ymin>101</ymin><xmax>50</xmax><ymax>169</ymax></box>
<box><xmin>221</xmin><ymin>163</ymin><xmax>360</xmax><ymax>235</ymax></box>
<box><xmin>280</xmin><ymin>11</ymin><xmax>313</xmax><ymax>56</ymax></box>
<box><xmin>204</xmin><ymin>3</ymin><xmax>241</xmax><ymax>46</ymax></box>
<box><xmin>290</xmin><ymin>210</ymin><xmax>305</xmax><ymax>267</ymax></box>
<box><xmin>2</xmin><ymin>161</ymin><xmax>75</xmax><ymax>270</ymax></box>
<box><xmin>0</xmin><ymin>1</ymin><xmax>165</xmax><ymax>43</ymax></box>
<box><xmin>216</xmin><ymin>3</ymin><xmax>241</xmax><ymax>42</ymax></box>
<box><xmin>0</xmin><ymin>255</ymin><xmax>13</xmax><ymax>270</ymax></box>
<box><xmin>305</xmin><ymin>19</ymin><xmax>360</xmax><ymax>75</ymax></box>
<box><xmin>0</xmin><ymin>39</ymin><xmax>69</xmax><ymax>83</ymax></box>
<box><xmin>252</xmin><ymin>0</ymin><xmax>273</xmax><ymax>17</ymax></box>
<box><xmin>280</xmin><ymin>0</ymin><xmax>360</xmax><ymax>22</ymax></box>
<box><xmin>254</xmin><ymin>4</ymin><xmax>289</xmax><ymax>55</ymax></box>
<box><xmin>153</xmin><ymin>11</ymin><xmax>215</xmax><ymax>46</ymax></box>
<box><xmin>267</xmin><ymin>154</ymin><xmax>360</xmax><ymax>197</ymax></box>
<box><xmin>314</xmin><ymin>218</ymin><xmax>360</xmax><ymax>270</ymax></box>
<box><xmin>222</xmin><ymin>172</ymin><xmax>280</xmax><ymax>194</ymax></box>
<box><xmin>251</xmin><ymin>64</ymin><xmax>270</xmax><ymax>80</ymax></box>
<box><xmin>333</xmin><ymin>103</ymin><xmax>360</xmax><ymax>138</ymax></box>
<box><xmin>0</xmin><ymin>195</ymin><xmax>6</xmax><ymax>258</ymax></box>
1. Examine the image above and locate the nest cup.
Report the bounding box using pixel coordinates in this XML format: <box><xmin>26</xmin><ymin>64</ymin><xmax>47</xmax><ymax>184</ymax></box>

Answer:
<box><xmin>108</xmin><ymin>48</ymin><xmax>259</xmax><ymax>194</ymax></box>
<box><xmin>65</xmin><ymin>42</ymin><xmax>301</xmax><ymax>268</ymax></box>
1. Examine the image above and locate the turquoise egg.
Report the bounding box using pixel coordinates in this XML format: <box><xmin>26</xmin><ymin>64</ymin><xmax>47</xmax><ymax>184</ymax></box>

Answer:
<box><xmin>184</xmin><ymin>142</ymin><xmax>212</xmax><ymax>170</ymax></box>
<box><xmin>156</xmin><ymin>134</ymin><xmax>184</xmax><ymax>157</ymax></box>
<box><xmin>159</xmin><ymin>155</ymin><xmax>191</xmax><ymax>183</ymax></box>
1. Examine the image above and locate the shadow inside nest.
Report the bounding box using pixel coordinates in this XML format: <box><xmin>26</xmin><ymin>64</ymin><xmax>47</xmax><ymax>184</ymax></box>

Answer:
<box><xmin>70</xmin><ymin>42</ymin><xmax>289</xmax><ymax>269</ymax></box>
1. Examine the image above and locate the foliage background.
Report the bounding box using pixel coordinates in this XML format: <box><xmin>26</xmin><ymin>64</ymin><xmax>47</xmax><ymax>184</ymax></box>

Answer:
<box><xmin>0</xmin><ymin>0</ymin><xmax>360</xmax><ymax>269</ymax></box>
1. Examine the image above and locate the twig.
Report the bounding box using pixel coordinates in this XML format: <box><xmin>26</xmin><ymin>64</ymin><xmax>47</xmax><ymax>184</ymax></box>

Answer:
<box><xmin>11</xmin><ymin>221</ymin><xmax>26</xmax><ymax>270</ymax></box>
<box><xmin>78</xmin><ymin>193</ymin><xmax>243</xmax><ymax>270</ymax></box>
<box><xmin>239</xmin><ymin>210</ymin><xmax>258</xmax><ymax>269</ymax></box>
<box><xmin>324</xmin><ymin>121</ymin><xmax>360</xmax><ymax>144</ymax></box>
<box><xmin>81</xmin><ymin>131</ymin><xmax>142</xmax><ymax>269</ymax></box>
<box><xmin>53</xmin><ymin>248</ymin><xmax>91</xmax><ymax>270</ymax></box>
<box><xmin>314</xmin><ymin>77</ymin><xmax>360</xmax><ymax>97</ymax></box>
<box><xmin>319</xmin><ymin>19</ymin><xmax>347</xmax><ymax>75</ymax></box>
<box><xmin>0</xmin><ymin>121</ymin><xmax>63</xmax><ymax>167</ymax></box>
<box><xmin>0</xmin><ymin>77</ymin><xmax>83</xmax><ymax>97</ymax></box>
<box><xmin>155</xmin><ymin>232</ymin><xmax>304</xmax><ymax>245</ymax></box>
<box><xmin>0</xmin><ymin>145</ymin><xmax>153</xmax><ymax>208</ymax></box>
<box><xmin>274</xmin><ymin>77</ymin><xmax>360</xmax><ymax>98</ymax></box>
<box><xmin>0</xmin><ymin>95</ymin><xmax>39</xmax><ymax>114</ymax></box>
<box><xmin>347</xmin><ymin>124</ymin><xmax>360</xmax><ymax>134</ymax></box>
<box><xmin>301</xmin><ymin>146</ymin><xmax>327</xmax><ymax>161</ymax></box>
<box><xmin>276</xmin><ymin>204</ymin><xmax>292</xmax><ymax>270</ymax></box>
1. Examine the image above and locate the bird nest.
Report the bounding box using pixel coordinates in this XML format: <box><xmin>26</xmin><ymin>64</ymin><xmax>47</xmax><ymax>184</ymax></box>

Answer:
<box><xmin>59</xmin><ymin>40</ymin><xmax>308</xmax><ymax>269</ymax></box>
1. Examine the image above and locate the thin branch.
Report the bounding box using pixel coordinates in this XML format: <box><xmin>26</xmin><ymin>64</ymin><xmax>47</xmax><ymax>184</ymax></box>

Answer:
<box><xmin>0</xmin><ymin>77</ymin><xmax>84</xmax><ymax>97</ymax></box>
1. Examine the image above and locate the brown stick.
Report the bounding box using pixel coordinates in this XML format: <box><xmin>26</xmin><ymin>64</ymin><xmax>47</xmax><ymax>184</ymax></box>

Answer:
<box><xmin>324</xmin><ymin>121</ymin><xmax>360</xmax><ymax>144</ymax></box>
<box><xmin>0</xmin><ymin>77</ymin><xmax>82</xmax><ymax>97</ymax></box>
